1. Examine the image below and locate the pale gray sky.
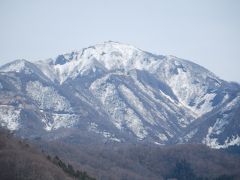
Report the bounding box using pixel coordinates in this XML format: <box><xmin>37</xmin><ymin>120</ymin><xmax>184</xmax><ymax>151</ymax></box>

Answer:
<box><xmin>0</xmin><ymin>0</ymin><xmax>240</xmax><ymax>82</ymax></box>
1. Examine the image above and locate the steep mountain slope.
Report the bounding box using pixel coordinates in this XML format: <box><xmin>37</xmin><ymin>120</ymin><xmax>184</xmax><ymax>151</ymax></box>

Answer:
<box><xmin>0</xmin><ymin>41</ymin><xmax>239</xmax><ymax>148</ymax></box>
<box><xmin>180</xmin><ymin>94</ymin><xmax>240</xmax><ymax>148</ymax></box>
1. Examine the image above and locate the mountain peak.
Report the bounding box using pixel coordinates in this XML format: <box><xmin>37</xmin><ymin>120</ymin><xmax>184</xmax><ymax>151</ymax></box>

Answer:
<box><xmin>0</xmin><ymin>41</ymin><xmax>240</xmax><ymax>149</ymax></box>
<box><xmin>34</xmin><ymin>42</ymin><xmax>222</xmax><ymax>86</ymax></box>
<box><xmin>92</xmin><ymin>41</ymin><xmax>143</xmax><ymax>56</ymax></box>
<box><xmin>0</xmin><ymin>59</ymin><xmax>31</xmax><ymax>73</ymax></box>
<box><xmin>102</xmin><ymin>40</ymin><xmax>139</xmax><ymax>49</ymax></box>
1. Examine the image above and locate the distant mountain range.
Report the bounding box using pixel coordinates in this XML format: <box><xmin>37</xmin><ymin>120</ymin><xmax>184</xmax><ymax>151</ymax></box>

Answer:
<box><xmin>0</xmin><ymin>41</ymin><xmax>239</xmax><ymax>149</ymax></box>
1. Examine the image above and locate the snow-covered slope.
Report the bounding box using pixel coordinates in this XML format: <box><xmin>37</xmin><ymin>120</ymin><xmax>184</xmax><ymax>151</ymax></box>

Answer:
<box><xmin>36</xmin><ymin>41</ymin><xmax>229</xmax><ymax>117</ymax></box>
<box><xmin>0</xmin><ymin>41</ymin><xmax>239</xmax><ymax>148</ymax></box>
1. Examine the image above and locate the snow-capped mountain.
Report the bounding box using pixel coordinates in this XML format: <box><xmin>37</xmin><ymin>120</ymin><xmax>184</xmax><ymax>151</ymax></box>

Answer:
<box><xmin>0</xmin><ymin>41</ymin><xmax>239</xmax><ymax>148</ymax></box>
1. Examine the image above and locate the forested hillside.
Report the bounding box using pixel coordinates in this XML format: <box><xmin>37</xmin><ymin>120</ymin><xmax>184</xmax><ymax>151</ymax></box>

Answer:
<box><xmin>0</xmin><ymin>129</ymin><xmax>94</xmax><ymax>180</ymax></box>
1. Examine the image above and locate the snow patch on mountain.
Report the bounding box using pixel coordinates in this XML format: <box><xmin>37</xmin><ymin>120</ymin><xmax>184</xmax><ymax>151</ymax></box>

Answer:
<box><xmin>35</xmin><ymin>60</ymin><xmax>59</xmax><ymax>82</ymax></box>
<box><xmin>90</xmin><ymin>77</ymin><xmax>148</xmax><ymax>139</ymax></box>
<box><xmin>157</xmin><ymin>133</ymin><xmax>168</xmax><ymax>142</ymax></box>
<box><xmin>0</xmin><ymin>105</ymin><xmax>20</xmax><ymax>131</ymax></box>
<box><xmin>40</xmin><ymin>112</ymin><xmax>79</xmax><ymax>131</ymax></box>
<box><xmin>224</xmin><ymin>95</ymin><xmax>240</xmax><ymax>111</ymax></box>
<box><xmin>0</xmin><ymin>60</ymin><xmax>32</xmax><ymax>74</ymax></box>
<box><xmin>180</xmin><ymin>129</ymin><xmax>198</xmax><ymax>142</ymax></box>
<box><xmin>203</xmin><ymin>127</ymin><xmax>240</xmax><ymax>149</ymax></box>
<box><xmin>88</xmin><ymin>122</ymin><xmax>121</xmax><ymax>142</ymax></box>
<box><xmin>26</xmin><ymin>81</ymin><xmax>72</xmax><ymax>112</ymax></box>
<box><xmin>163</xmin><ymin>67</ymin><xmax>209</xmax><ymax>115</ymax></box>
<box><xmin>50</xmin><ymin>113</ymin><xmax>78</xmax><ymax>130</ymax></box>
<box><xmin>119</xmin><ymin>84</ymin><xmax>156</xmax><ymax>125</ymax></box>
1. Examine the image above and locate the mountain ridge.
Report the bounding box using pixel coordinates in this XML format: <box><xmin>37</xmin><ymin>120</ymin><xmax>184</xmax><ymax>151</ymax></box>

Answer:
<box><xmin>0</xmin><ymin>41</ymin><xmax>239</xmax><ymax>149</ymax></box>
